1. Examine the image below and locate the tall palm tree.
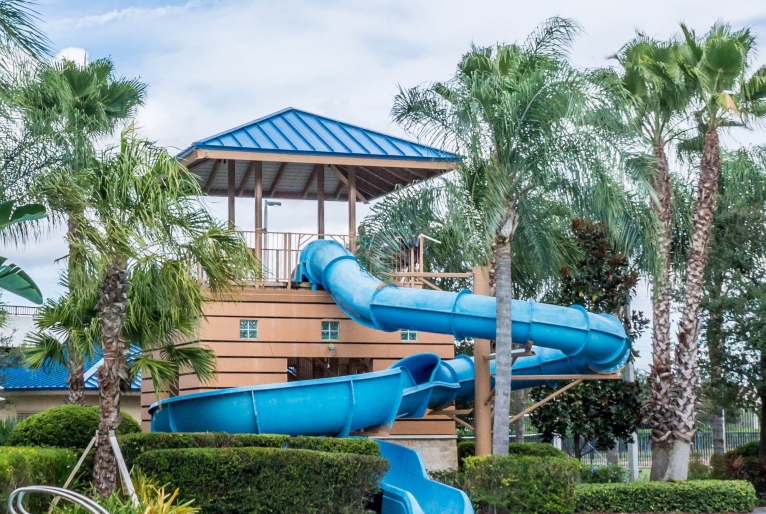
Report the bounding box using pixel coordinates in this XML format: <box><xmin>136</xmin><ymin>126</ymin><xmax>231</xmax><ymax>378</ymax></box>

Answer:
<box><xmin>20</xmin><ymin>58</ymin><xmax>146</xmax><ymax>405</ymax></box>
<box><xmin>664</xmin><ymin>22</ymin><xmax>766</xmax><ymax>479</ymax></box>
<box><xmin>610</xmin><ymin>35</ymin><xmax>692</xmax><ymax>479</ymax></box>
<box><xmin>39</xmin><ymin>127</ymin><xmax>258</xmax><ymax>495</ymax></box>
<box><xmin>0</xmin><ymin>200</ymin><xmax>45</xmax><ymax>303</ymax></box>
<box><xmin>24</xmin><ymin>264</ymin><xmax>220</xmax><ymax>406</ymax></box>
<box><xmin>390</xmin><ymin>18</ymin><xmax>642</xmax><ymax>455</ymax></box>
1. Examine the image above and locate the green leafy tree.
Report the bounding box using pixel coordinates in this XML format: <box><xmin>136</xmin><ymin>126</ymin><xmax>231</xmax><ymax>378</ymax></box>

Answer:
<box><xmin>696</xmin><ymin>147</ymin><xmax>766</xmax><ymax>458</ymax></box>
<box><xmin>664</xmin><ymin>23</ymin><xmax>766</xmax><ymax>478</ymax></box>
<box><xmin>0</xmin><ymin>0</ymin><xmax>50</xmax><ymax>61</ymax></box>
<box><xmin>530</xmin><ymin>379</ymin><xmax>643</xmax><ymax>460</ymax></box>
<box><xmin>385</xmin><ymin>18</ymin><xmax>645</xmax><ymax>455</ymax></box>
<box><xmin>19</xmin><ymin>57</ymin><xmax>146</xmax><ymax>404</ymax></box>
<box><xmin>38</xmin><ymin>127</ymin><xmax>258</xmax><ymax>495</ymax></box>
<box><xmin>0</xmin><ymin>200</ymin><xmax>45</xmax><ymax>303</ymax></box>
<box><xmin>531</xmin><ymin>219</ymin><xmax>647</xmax><ymax>459</ymax></box>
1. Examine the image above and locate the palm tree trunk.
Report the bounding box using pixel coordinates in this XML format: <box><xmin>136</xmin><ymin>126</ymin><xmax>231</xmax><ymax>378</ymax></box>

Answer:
<box><xmin>647</xmin><ymin>145</ymin><xmax>675</xmax><ymax>480</ymax></box>
<box><xmin>66</xmin><ymin>350</ymin><xmax>85</xmax><ymax>406</ymax></box>
<box><xmin>93</xmin><ymin>262</ymin><xmax>130</xmax><ymax>496</ymax></box>
<box><xmin>65</xmin><ymin>216</ymin><xmax>86</xmax><ymax>405</ymax></box>
<box><xmin>666</xmin><ymin>127</ymin><xmax>722</xmax><ymax>480</ymax></box>
<box><xmin>492</xmin><ymin>207</ymin><xmax>518</xmax><ymax>455</ymax></box>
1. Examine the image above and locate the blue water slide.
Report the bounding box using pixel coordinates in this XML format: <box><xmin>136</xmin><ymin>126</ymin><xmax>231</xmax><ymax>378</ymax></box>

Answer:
<box><xmin>149</xmin><ymin>239</ymin><xmax>631</xmax><ymax>514</ymax></box>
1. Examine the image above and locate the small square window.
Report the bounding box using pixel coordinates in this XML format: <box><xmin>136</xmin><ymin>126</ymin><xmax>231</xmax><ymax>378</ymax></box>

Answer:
<box><xmin>240</xmin><ymin>319</ymin><xmax>258</xmax><ymax>339</ymax></box>
<box><xmin>321</xmin><ymin>321</ymin><xmax>339</xmax><ymax>340</ymax></box>
<box><xmin>401</xmin><ymin>330</ymin><xmax>418</xmax><ymax>341</ymax></box>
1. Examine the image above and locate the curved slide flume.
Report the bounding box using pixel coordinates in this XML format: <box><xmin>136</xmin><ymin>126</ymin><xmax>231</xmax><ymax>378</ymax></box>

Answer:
<box><xmin>149</xmin><ymin>240</ymin><xmax>630</xmax><ymax>514</ymax></box>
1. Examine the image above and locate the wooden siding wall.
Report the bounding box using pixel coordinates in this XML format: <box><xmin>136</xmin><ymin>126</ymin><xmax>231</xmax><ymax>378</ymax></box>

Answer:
<box><xmin>141</xmin><ymin>288</ymin><xmax>456</xmax><ymax>435</ymax></box>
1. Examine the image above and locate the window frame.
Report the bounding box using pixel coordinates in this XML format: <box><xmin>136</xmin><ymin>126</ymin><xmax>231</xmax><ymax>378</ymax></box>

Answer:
<box><xmin>321</xmin><ymin>320</ymin><xmax>340</xmax><ymax>341</ymax></box>
<box><xmin>400</xmin><ymin>329</ymin><xmax>418</xmax><ymax>342</ymax></box>
<box><xmin>239</xmin><ymin>319</ymin><xmax>258</xmax><ymax>340</ymax></box>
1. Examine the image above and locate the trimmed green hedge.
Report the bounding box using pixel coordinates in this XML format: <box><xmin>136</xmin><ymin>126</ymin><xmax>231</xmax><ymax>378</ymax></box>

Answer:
<box><xmin>580</xmin><ymin>464</ymin><xmax>628</xmax><ymax>484</ymax></box>
<box><xmin>575</xmin><ymin>480</ymin><xmax>756</xmax><ymax>513</ymax></box>
<box><xmin>9</xmin><ymin>405</ymin><xmax>140</xmax><ymax>449</ymax></box>
<box><xmin>457</xmin><ymin>440</ymin><xmax>565</xmax><ymax>468</ymax></box>
<box><xmin>0</xmin><ymin>446</ymin><xmax>77</xmax><ymax>514</ymax></box>
<box><xmin>118</xmin><ymin>432</ymin><xmax>379</xmax><ymax>467</ymax></box>
<box><xmin>710</xmin><ymin>442</ymin><xmax>766</xmax><ymax>499</ymax></box>
<box><xmin>134</xmin><ymin>447</ymin><xmax>388</xmax><ymax>514</ymax></box>
<box><xmin>462</xmin><ymin>455</ymin><xmax>581</xmax><ymax>514</ymax></box>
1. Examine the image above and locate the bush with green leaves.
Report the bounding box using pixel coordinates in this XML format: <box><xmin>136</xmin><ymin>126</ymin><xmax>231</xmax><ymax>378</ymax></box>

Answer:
<box><xmin>134</xmin><ymin>447</ymin><xmax>388</xmax><ymax>514</ymax></box>
<box><xmin>0</xmin><ymin>416</ymin><xmax>16</xmax><ymax>445</ymax></box>
<box><xmin>8</xmin><ymin>405</ymin><xmax>140</xmax><ymax>449</ymax></box>
<box><xmin>688</xmin><ymin>459</ymin><xmax>713</xmax><ymax>480</ymax></box>
<box><xmin>0</xmin><ymin>446</ymin><xmax>77</xmax><ymax>514</ymax></box>
<box><xmin>462</xmin><ymin>455</ymin><xmax>580</xmax><ymax>514</ymax></box>
<box><xmin>575</xmin><ymin>480</ymin><xmax>756</xmax><ymax>513</ymax></box>
<box><xmin>580</xmin><ymin>464</ymin><xmax>628</xmax><ymax>484</ymax></box>
<box><xmin>710</xmin><ymin>442</ymin><xmax>766</xmax><ymax>499</ymax></box>
<box><xmin>118</xmin><ymin>432</ymin><xmax>379</xmax><ymax>468</ymax></box>
<box><xmin>456</xmin><ymin>440</ymin><xmax>565</xmax><ymax>468</ymax></box>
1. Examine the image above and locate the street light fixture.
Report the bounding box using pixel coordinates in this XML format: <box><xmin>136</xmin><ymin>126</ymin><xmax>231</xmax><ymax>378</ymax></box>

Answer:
<box><xmin>264</xmin><ymin>201</ymin><xmax>281</xmax><ymax>232</ymax></box>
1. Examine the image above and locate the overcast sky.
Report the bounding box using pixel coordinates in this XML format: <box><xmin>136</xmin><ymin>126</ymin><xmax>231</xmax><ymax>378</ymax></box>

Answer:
<box><xmin>5</xmin><ymin>0</ymin><xmax>766</xmax><ymax>370</ymax></box>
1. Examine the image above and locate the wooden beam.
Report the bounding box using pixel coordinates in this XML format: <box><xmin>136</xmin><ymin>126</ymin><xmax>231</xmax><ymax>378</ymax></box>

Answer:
<box><xmin>334</xmin><ymin>181</ymin><xmax>345</xmax><ymax>199</ymax></box>
<box><xmin>317</xmin><ymin>164</ymin><xmax>325</xmax><ymax>238</ymax></box>
<box><xmin>403</xmin><ymin>167</ymin><xmax>430</xmax><ymax>180</ymax></box>
<box><xmin>330</xmin><ymin>165</ymin><xmax>369</xmax><ymax>204</ymax></box>
<box><xmin>227</xmin><ymin>159</ymin><xmax>235</xmax><ymax>229</ymax></box>
<box><xmin>508</xmin><ymin>380</ymin><xmax>583</xmax><ymax>425</ymax></box>
<box><xmin>191</xmin><ymin>148</ymin><xmax>457</xmax><ymax>170</ymax></box>
<box><xmin>204</xmin><ymin>160</ymin><xmax>221</xmax><ymax>193</ymax></box>
<box><xmin>348</xmin><ymin>166</ymin><xmax>357</xmax><ymax>250</ymax></box>
<box><xmin>236</xmin><ymin>161</ymin><xmax>256</xmax><ymax>197</ymax></box>
<box><xmin>378</xmin><ymin>166</ymin><xmax>420</xmax><ymax>183</ymax></box>
<box><xmin>302</xmin><ymin>164</ymin><xmax>320</xmax><ymax>198</ymax></box>
<box><xmin>358</xmin><ymin>165</ymin><xmax>397</xmax><ymax>187</ymax></box>
<box><xmin>268</xmin><ymin>162</ymin><xmax>288</xmax><ymax>196</ymax></box>
<box><xmin>254</xmin><ymin>162</ymin><xmax>263</xmax><ymax>262</ymax></box>
<box><xmin>338</xmin><ymin>165</ymin><xmax>388</xmax><ymax>196</ymax></box>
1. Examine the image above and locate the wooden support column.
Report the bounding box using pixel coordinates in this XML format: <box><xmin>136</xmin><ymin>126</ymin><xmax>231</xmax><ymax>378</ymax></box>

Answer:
<box><xmin>348</xmin><ymin>166</ymin><xmax>357</xmax><ymax>250</ymax></box>
<box><xmin>254</xmin><ymin>161</ymin><xmax>263</xmax><ymax>260</ymax></box>
<box><xmin>317</xmin><ymin>164</ymin><xmax>325</xmax><ymax>239</ymax></box>
<box><xmin>473</xmin><ymin>266</ymin><xmax>492</xmax><ymax>456</ymax></box>
<box><xmin>227</xmin><ymin>159</ymin><xmax>236</xmax><ymax>229</ymax></box>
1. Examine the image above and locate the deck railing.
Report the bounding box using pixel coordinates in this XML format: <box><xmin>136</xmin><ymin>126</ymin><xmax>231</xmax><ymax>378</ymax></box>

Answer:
<box><xmin>236</xmin><ymin>230</ymin><xmax>471</xmax><ymax>289</ymax></box>
<box><xmin>239</xmin><ymin>231</ymin><xmax>350</xmax><ymax>284</ymax></box>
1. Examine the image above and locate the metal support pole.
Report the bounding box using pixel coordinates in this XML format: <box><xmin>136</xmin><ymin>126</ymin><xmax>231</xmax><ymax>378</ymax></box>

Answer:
<box><xmin>472</xmin><ymin>266</ymin><xmax>492</xmax><ymax>456</ymax></box>
<box><xmin>626</xmin><ymin>359</ymin><xmax>640</xmax><ymax>481</ymax></box>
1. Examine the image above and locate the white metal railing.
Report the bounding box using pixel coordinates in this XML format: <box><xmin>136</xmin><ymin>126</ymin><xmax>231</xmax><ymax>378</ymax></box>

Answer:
<box><xmin>239</xmin><ymin>231</ymin><xmax>350</xmax><ymax>283</ymax></box>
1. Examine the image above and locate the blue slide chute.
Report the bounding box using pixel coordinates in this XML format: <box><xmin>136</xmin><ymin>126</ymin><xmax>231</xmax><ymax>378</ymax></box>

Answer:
<box><xmin>149</xmin><ymin>240</ymin><xmax>631</xmax><ymax>514</ymax></box>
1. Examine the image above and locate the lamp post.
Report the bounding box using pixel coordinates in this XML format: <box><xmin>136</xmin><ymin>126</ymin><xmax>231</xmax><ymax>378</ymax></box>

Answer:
<box><xmin>264</xmin><ymin>201</ymin><xmax>281</xmax><ymax>232</ymax></box>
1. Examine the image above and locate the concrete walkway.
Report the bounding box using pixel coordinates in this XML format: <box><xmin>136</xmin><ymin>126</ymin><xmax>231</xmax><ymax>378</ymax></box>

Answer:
<box><xmin>752</xmin><ymin>507</ymin><xmax>766</xmax><ymax>513</ymax></box>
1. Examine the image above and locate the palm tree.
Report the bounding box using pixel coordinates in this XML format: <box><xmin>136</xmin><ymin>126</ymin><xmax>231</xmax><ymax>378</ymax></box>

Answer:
<box><xmin>610</xmin><ymin>35</ymin><xmax>693</xmax><ymax>479</ymax></box>
<box><xmin>663</xmin><ymin>22</ymin><xmax>766</xmax><ymax>479</ymax></box>
<box><xmin>38</xmin><ymin>127</ymin><xmax>258</xmax><ymax>495</ymax></box>
<box><xmin>25</xmin><ymin>263</ymin><xmax>220</xmax><ymax>406</ymax></box>
<box><xmin>0</xmin><ymin>0</ymin><xmax>50</xmax><ymax>60</ymax></box>
<box><xmin>19</xmin><ymin>58</ymin><xmax>146</xmax><ymax>404</ymax></box>
<box><xmin>389</xmin><ymin>18</ymin><xmax>642</xmax><ymax>455</ymax></box>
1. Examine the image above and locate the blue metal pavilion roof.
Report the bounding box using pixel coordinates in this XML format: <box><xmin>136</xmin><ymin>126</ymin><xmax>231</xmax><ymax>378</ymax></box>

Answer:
<box><xmin>180</xmin><ymin>108</ymin><xmax>459</xmax><ymax>201</ymax></box>
<box><xmin>182</xmin><ymin>107</ymin><xmax>458</xmax><ymax>162</ymax></box>
<box><xmin>2</xmin><ymin>352</ymin><xmax>141</xmax><ymax>392</ymax></box>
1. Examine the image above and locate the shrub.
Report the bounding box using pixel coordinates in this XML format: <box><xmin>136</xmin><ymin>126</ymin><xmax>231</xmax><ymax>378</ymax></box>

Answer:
<box><xmin>580</xmin><ymin>464</ymin><xmax>628</xmax><ymax>484</ymax></box>
<box><xmin>575</xmin><ymin>480</ymin><xmax>756</xmax><ymax>513</ymax></box>
<box><xmin>462</xmin><ymin>454</ymin><xmax>581</xmax><ymax>514</ymax></box>
<box><xmin>456</xmin><ymin>440</ymin><xmax>565</xmax><ymax>468</ymax></box>
<box><xmin>134</xmin><ymin>447</ymin><xmax>388</xmax><ymax>514</ymax></box>
<box><xmin>52</xmin><ymin>472</ymin><xmax>199</xmax><ymax>514</ymax></box>
<box><xmin>118</xmin><ymin>432</ymin><xmax>379</xmax><ymax>468</ymax></box>
<box><xmin>8</xmin><ymin>405</ymin><xmax>140</xmax><ymax>449</ymax></box>
<box><xmin>733</xmin><ymin>441</ymin><xmax>760</xmax><ymax>457</ymax></box>
<box><xmin>0</xmin><ymin>446</ymin><xmax>77</xmax><ymax>514</ymax></box>
<box><xmin>0</xmin><ymin>417</ymin><xmax>16</xmax><ymax>445</ymax></box>
<box><xmin>709</xmin><ymin>442</ymin><xmax>766</xmax><ymax>498</ymax></box>
<box><xmin>688</xmin><ymin>459</ymin><xmax>712</xmax><ymax>480</ymax></box>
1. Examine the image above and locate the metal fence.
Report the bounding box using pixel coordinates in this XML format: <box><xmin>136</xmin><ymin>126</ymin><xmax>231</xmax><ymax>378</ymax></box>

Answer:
<box><xmin>459</xmin><ymin>411</ymin><xmax>760</xmax><ymax>467</ymax></box>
